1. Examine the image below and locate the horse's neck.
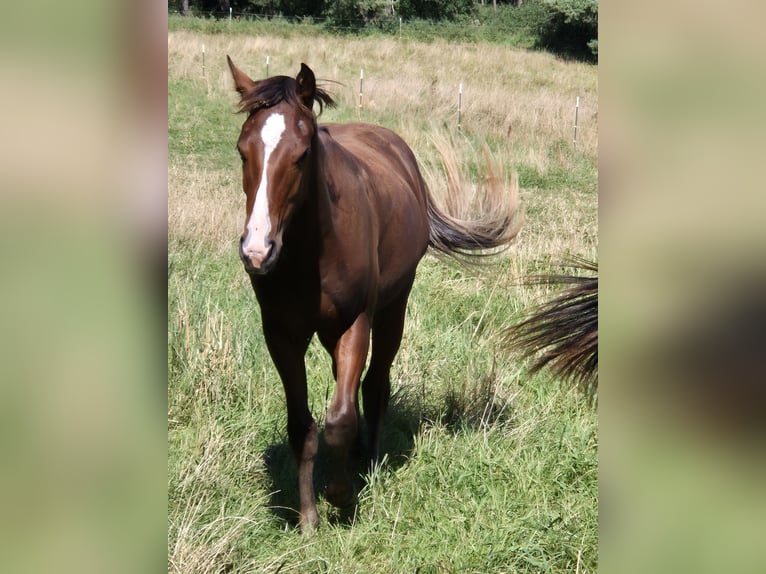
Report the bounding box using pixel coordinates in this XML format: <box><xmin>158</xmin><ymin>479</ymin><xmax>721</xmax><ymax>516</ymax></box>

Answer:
<box><xmin>311</xmin><ymin>132</ymin><xmax>339</xmax><ymax>233</ymax></box>
<box><xmin>281</xmin><ymin>142</ymin><xmax>327</xmax><ymax>257</ymax></box>
<box><xmin>286</xmin><ymin>129</ymin><xmax>348</xmax><ymax>252</ymax></box>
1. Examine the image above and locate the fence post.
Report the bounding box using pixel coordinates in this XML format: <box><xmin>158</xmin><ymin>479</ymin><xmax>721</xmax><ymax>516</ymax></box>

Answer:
<box><xmin>201</xmin><ymin>44</ymin><xmax>205</xmax><ymax>79</ymax></box>
<box><xmin>573</xmin><ymin>96</ymin><xmax>580</xmax><ymax>148</ymax></box>
<box><xmin>458</xmin><ymin>82</ymin><xmax>463</xmax><ymax>130</ymax></box>
<box><xmin>358</xmin><ymin>68</ymin><xmax>364</xmax><ymax>118</ymax></box>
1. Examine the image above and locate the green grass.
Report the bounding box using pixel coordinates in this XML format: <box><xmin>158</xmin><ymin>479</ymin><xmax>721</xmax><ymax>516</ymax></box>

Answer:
<box><xmin>169</xmin><ymin>20</ymin><xmax>597</xmax><ymax>574</ymax></box>
<box><xmin>168</xmin><ymin>78</ymin><xmax>242</xmax><ymax>170</ymax></box>
<box><xmin>168</xmin><ymin>252</ymin><xmax>597</xmax><ymax>573</ymax></box>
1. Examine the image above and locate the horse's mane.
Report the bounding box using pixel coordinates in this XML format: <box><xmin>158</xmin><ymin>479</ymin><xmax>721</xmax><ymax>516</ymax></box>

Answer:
<box><xmin>236</xmin><ymin>75</ymin><xmax>336</xmax><ymax>116</ymax></box>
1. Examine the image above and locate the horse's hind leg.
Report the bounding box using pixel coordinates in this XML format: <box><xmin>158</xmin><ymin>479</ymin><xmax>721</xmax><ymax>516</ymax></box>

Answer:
<box><xmin>262</xmin><ymin>321</ymin><xmax>319</xmax><ymax>532</ymax></box>
<box><xmin>323</xmin><ymin>313</ymin><xmax>371</xmax><ymax>510</ymax></box>
<box><xmin>363</xmin><ymin>280</ymin><xmax>413</xmax><ymax>463</ymax></box>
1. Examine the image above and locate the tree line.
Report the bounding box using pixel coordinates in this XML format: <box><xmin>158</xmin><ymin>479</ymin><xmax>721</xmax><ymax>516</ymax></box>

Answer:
<box><xmin>173</xmin><ymin>1</ymin><xmax>597</xmax><ymax>62</ymax></box>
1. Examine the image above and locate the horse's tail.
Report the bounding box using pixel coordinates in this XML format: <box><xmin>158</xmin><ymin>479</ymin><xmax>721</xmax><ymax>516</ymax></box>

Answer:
<box><xmin>425</xmin><ymin>142</ymin><xmax>522</xmax><ymax>262</ymax></box>
<box><xmin>503</xmin><ymin>257</ymin><xmax>598</xmax><ymax>396</ymax></box>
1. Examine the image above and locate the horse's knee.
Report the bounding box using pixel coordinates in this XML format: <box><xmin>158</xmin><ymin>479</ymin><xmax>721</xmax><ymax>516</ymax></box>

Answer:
<box><xmin>324</xmin><ymin>406</ymin><xmax>358</xmax><ymax>450</ymax></box>
<box><xmin>287</xmin><ymin>417</ymin><xmax>317</xmax><ymax>460</ymax></box>
<box><xmin>325</xmin><ymin>477</ymin><xmax>357</xmax><ymax>509</ymax></box>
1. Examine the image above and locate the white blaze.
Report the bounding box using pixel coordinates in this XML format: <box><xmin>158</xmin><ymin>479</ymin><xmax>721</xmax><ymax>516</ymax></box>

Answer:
<box><xmin>242</xmin><ymin>112</ymin><xmax>285</xmax><ymax>262</ymax></box>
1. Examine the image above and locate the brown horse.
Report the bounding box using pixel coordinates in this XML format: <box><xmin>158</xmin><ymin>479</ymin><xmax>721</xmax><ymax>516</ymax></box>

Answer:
<box><xmin>227</xmin><ymin>58</ymin><xmax>521</xmax><ymax>531</ymax></box>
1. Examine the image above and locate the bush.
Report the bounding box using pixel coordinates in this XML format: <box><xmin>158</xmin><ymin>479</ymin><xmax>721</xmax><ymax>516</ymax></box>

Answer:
<box><xmin>538</xmin><ymin>0</ymin><xmax>598</xmax><ymax>62</ymax></box>
<box><xmin>325</xmin><ymin>0</ymin><xmax>395</xmax><ymax>30</ymax></box>
<box><xmin>398</xmin><ymin>0</ymin><xmax>476</xmax><ymax>21</ymax></box>
<box><xmin>474</xmin><ymin>2</ymin><xmax>552</xmax><ymax>47</ymax></box>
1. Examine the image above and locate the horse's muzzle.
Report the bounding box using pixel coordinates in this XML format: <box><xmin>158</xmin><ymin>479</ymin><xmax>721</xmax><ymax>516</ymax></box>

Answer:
<box><xmin>240</xmin><ymin>237</ymin><xmax>277</xmax><ymax>275</ymax></box>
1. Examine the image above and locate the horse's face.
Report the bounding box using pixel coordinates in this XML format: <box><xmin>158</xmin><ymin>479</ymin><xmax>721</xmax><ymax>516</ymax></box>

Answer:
<box><xmin>229</xmin><ymin>59</ymin><xmax>319</xmax><ymax>275</ymax></box>
<box><xmin>236</xmin><ymin>102</ymin><xmax>314</xmax><ymax>274</ymax></box>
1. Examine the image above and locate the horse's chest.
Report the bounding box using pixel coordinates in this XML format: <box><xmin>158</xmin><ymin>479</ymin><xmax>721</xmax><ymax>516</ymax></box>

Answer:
<box><xmin>318</xmin><ymin>273</ymin><xmax>370</xmax><ymax>324</ymax></box>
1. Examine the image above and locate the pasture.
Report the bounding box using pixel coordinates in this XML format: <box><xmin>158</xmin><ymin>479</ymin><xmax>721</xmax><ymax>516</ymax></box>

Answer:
<box><xmin>168</xmin><ymin>21</ymin><xmax>597</xmax><ymax>574</ymax></box>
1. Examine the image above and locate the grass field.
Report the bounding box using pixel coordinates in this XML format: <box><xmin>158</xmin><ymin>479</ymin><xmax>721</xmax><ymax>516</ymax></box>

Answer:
<box><xmin>168</xmin><ymin>20</ymin><xmax>597</xmax><ymax>574</ymax></box>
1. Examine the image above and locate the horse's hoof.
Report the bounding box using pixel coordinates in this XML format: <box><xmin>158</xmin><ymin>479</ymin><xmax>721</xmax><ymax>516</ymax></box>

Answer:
<box><xmin>299</xmin><ymin>508</ymin><xmax>320</xmax><ymax>534</ymax></box>
<box><xmin>325</xmin><ymin>480</ymin><xmax>356</xmax><ymax>509</ymax></box>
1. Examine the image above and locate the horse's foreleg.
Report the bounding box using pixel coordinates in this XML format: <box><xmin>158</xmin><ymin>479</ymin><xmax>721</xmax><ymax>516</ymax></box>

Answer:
<box><xmin>262</xmin><ymin>323</ymin><xmax>319</xmax><ymax>532</ymax></box>
<box><xmin>324</xmin><ymin>313</ymin><xmax>370</xmax><ymax>509</ymax></box>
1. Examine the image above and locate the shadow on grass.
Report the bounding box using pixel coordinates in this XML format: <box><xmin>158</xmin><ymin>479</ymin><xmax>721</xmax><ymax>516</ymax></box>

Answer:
<box><xmin>262</xmin><ymin>441</ymin><xmax>302</xmax><ymax>529</ymax></box>
<box><xmin>262</xmin><ymin>437</ymin><xmax>370</xmax><ymax>530</ymax></box>
<box><xmin>261</xmin><ymin>373</ymin><xmax>516</xmax><ymax>530</ymax></box>
<box><xmin>261</xmin><ymin>397</ymin><xmax>421</xmax><ymax>530</ymax></box>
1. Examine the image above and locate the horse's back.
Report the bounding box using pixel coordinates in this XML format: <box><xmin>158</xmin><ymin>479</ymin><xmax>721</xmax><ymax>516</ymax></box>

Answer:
<box><xmin>321</xmin><ymin>123</ymin><xmax>427</xmax><ymax>202</ymax></box>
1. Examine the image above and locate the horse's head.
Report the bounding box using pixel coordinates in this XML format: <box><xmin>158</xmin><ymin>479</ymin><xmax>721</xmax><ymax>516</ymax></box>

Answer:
<box><xmin>228</xmin><ymin>58</ymin><xmax>334</xmax><ymax>275</ymax></box>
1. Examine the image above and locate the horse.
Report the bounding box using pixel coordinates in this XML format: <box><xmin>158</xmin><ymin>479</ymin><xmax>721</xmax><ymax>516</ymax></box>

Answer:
<box><xmin>227</xmin><ymin>58</ymin><xmax>521</xmax><ymax>531</ymax></box>
<box><xmin>503</xmin><ymin>257</ymin><xmax>598</xmax><ymax>397</ymax></box>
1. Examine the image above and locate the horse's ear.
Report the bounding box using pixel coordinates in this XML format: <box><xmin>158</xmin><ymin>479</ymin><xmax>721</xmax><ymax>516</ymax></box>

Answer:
<box><xmin>227</xmin><ymin>55</ymin><xmax>255</xmax><ymax>96</ymax></box>
<box><xmin>296</xmin><ymin>63</ymin><xmax>316</xmax><ymax>110</ymax></box>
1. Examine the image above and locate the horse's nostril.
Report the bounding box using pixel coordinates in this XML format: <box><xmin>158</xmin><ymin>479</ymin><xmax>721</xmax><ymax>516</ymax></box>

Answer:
<box><xmin>263</xmin><ymin>240</ymin><xmax>276</xmax><ymax>264</ymax></box>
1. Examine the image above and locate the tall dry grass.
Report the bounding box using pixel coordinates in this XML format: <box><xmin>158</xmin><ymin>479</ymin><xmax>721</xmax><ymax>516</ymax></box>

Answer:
<box><xmin>168</xmin><ymin>31</ymin><xmax>597</xmax><ymax>155</ymax></box>
<box><xmin>168</xmin><ymin>161</ymin><xmax>241</xmax><ymax>254</ymax></box>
